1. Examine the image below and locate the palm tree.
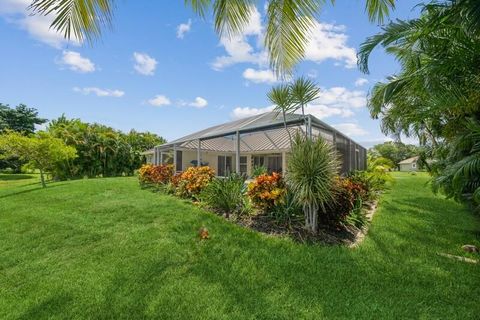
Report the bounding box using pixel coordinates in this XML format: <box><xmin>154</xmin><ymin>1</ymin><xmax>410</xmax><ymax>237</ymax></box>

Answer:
<box><xmin>28</xmin><ymin>0</ymin><xmax>395</xmax><ymax>76</ymax></box>
<box><xmin>290</xmin><ymin>76</ymin><xmax>320</xmax><ymax>134</ymax></box>
<box><xmin>267</xmin><ymin>84</ymin><xmax>295</xmax><ymax>143</ymax></box>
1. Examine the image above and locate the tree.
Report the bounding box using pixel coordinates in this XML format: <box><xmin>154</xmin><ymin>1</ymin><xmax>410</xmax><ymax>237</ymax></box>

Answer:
<box><xmin>290</xmin><ymin>76</ymin><xmax>320</xmax><ymax>133</ymax></box>
<box><xmin>267</xmin><ymin>84</ymin><xmax>295</xmax><ymax>142</ymax></box>
<box><xmin>358</xmin><ymin>0</ymin><xmax>480</xmax><ymax>209</ymax></box>
<box><xmin>0</xmin><ymin>131</ymin><xmax>77</xmax><ymax>187</ymax></box>
<box><xmin>28</xmin><ymin>0</ymin><xmax>395</xmax><ymax>76</ymax></box>
<box><xmin>369</xmin><ymin>142</ymin><xmax>420</xmax><ymax>170</ymax></box>
<box><xmin>0</xmin><ymin>103</ymin><xmax>47</xmax><ymax>135</ymax></box>
<box><xmin>287</xmin><ymin>133</ymin><xmax>339</xmax><ymax>233</ymax></box>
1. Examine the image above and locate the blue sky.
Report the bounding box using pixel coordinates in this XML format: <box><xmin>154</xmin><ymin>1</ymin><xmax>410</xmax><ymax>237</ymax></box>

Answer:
<box><xmin>0</xmin><ymin>0</ymin><xmax>420</xmax><ymax>146</ymax></box>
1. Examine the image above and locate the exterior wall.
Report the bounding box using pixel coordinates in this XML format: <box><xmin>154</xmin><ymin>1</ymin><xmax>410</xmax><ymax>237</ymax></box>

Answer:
<box><xmin>144</xmin><ymin>154</ymin><xmax>154</xmax><ymax>164</ymax></box>
<box><xmin>400</xmin><ymin>162</ymin><xmax>417</xmax><ymax>172</ymax></box>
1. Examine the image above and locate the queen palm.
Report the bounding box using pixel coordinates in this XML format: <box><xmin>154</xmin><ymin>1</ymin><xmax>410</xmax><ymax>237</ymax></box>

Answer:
<box><xmin>28</xmin><ymin>0</ymin><xmax>395</xmax><ymax>76</ymax></box>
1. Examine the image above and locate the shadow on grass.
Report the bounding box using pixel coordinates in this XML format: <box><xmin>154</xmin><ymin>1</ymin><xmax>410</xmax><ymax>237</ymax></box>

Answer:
<box><xmin>0</xmin><ymin>183</ymin><xmax>66</xmax><ymax>199</ymax></box>
<box><xmin>0</xmin><ymin>174</ymin><xmax>35</xmax><ymax>181</ymax></box>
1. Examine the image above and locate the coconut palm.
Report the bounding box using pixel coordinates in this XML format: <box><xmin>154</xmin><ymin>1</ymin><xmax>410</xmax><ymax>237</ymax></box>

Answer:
<box><xmin>287</xmin><ymin>133</ymin><xmax>339</xmax><ymax>233</ymax></box>
<box><xmin>28</xmin><ymin>0</ymin><xmax>395</xmax><ymax>76</ymax></box>
<box><xmin>267</xmin><ymin>84</ymin><xmax>295</xmax><ymax>142</ymax></box>
<box><xmin>290</xmin><ymin>76</ymin><xmax>320</xmax><ymax>134</ymax></box>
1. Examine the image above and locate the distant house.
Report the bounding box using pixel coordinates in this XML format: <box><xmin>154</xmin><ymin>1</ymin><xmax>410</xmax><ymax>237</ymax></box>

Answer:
<box><xmin>399</xmin><ymin>156</ymin><xmax>419</xmax><ymax>172</ymax></box>
<box><xmin>145</xmin><ymin>112</ymin><xmax>367</xmax><ymax>177</ymax></box>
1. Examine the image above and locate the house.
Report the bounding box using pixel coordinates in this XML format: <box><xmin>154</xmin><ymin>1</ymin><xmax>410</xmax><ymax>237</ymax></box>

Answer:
<box><xmin>146</xmin><ymin>112</ymin><xmax>367</xmax><ymax>177</ymax></box>
<box><xmin>399</xmin><ymin>156</ymin><xmax>419</xmax><ymax>172</ymax></box>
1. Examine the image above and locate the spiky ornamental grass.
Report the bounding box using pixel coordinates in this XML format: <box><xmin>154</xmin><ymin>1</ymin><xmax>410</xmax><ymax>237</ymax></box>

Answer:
<box><xmin>286</xmin><ymin>134</ymin><xmax>339</xmax><ymax>233</ymax></box>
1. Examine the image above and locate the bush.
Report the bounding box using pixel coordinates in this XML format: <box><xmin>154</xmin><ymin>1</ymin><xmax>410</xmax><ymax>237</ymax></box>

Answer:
<box><xmin>171</xmin><ymin>166</ymin><xmax>215</xmax><ymax>198</ymax></box>
<box><xmin>269</xmin><ymin>190</ymin><xmax>303</xmax><ymax>226</ymax></box>
<box><xmin>325</xmin><ymin>176</ymin><xmax>368</xmax><ymax>225</ymax></box>
<box><xmin>200</xmin><ymin>173</ymin><xmax>248</xmax><ymax>217</ymax></box>
<box><xmin>247</xmin><ymin>172</ymin><xmax>286</xmax><ymax>212</ymax></box>
<box><xmin>138</xmin><ymin>164</ymin><xmax>174</xmax><ymax>186</ymax></box>
<box><xmin>252</xmin><ymin>165</ymin><xmax>267</xmax><ymax>178</ymax></box>
<box><xmin>345</xmin><ymin>197</ymin><xmax>367</xmax><ymax>228</ymax></box>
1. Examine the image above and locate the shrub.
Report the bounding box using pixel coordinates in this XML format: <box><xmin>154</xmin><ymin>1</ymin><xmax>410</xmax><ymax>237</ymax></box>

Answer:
<box><xmin>252</xmin><ymin>165</ymin><xmax>267</xmax><ymax>178</ymax></box>
<box><xmin>138</xmin><ymin>164</ymin><xmax>174</xmax><ymax>186</ymax></box>
<box><xmin>171</xmin><ymin>166</ymin><xmax>215</xmax><ymax>198</ymax></box>
<box><xmin>269</xmin><ymin>190</ymin><xmax>303</xmax><ymax>226</ymax></box>
<box><xmin>286</xmin><ymin>134</ymin><xmax>339</xmax><ymax>233</ymax></box>
<box><xmin>247</xmin><ymin>172</ymin><xmax>286</xmax><ymax>212</ymax></box>
<box><xmin>200</xmin><ymin>173</ymin><xmax>247</xmax><ymax>217</ymax></box>
<box><xmin>345</xmin><ymin>197</ymin><xmax>367</xmax><ymax>228</ymax></box>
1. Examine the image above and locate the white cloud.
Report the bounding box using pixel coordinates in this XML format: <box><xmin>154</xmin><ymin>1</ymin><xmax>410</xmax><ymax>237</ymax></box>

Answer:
<box><xmin>177</xmin><ymin>19</ymin><xmax>192</xmax><ymax>39</ymax></box>
<box><xmin>188</xmin><ymin>97</ymin><xmax>208</xmax><ymax>108</ymax></box>
<box><xmin>133</xmin><ymin>52</ymin><xmax>157</xmax><ymax>76</ymax></box>
<box><xmin>59</xmin><ymin>51</ymin><xmax>95</xmax><ymax>73</ymax></box>
<box><xmin>307</xmin><ymin>70</ymin><xmax>318</xmax><ymax>78</ymax></box>
<box><xmin>230</xmin><ymin>106</ymin><xmax>274</xmax><ymax>120</ymax></box>
<box><xmin>231</xmin><ymin>86</ymin><xmax>366</xmax><ymax>121</ymax></box>
<box><xmin>211</xmin><ymin>10</ymin><xmax>357</xmax><ymax>71</ymax></box>
<box><xmin>148</xmin><ymin>95</ymin><xmax>171</xmax><ymax>107</ymax></box>
<box><xmin>332</xmin><ymin>123</ymin><xmax>368</xmax><ymax>137</ymax></box>
<box><xmin>73</xmin><ymin>87</ymin><xmax>124</xmax><ymax>97</ymax></box>
<box><xmin>242</xmin><ymin>68</ymin><xmax>278</xmax><ymax>84</ymax></box>
<box><xmin>354</xmin><ymin>78</ymin><xmax>369</xmax><ymax>87</ymax></box>
<box><xmin>0</xmin><ymin>0</ymin><xmax>80</xmax><ymax>48</ymax></box>
<box><xmin>304</xmin><ymin>22</ymin><xmax>357</xmax><ymax>68</ymax></box>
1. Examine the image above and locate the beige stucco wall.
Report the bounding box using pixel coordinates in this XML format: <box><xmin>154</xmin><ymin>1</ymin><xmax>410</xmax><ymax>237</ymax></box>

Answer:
<box><xmin>399</xmin><ymin>163</ymin><xmax>417</xmax><ymax>172</ymax></box>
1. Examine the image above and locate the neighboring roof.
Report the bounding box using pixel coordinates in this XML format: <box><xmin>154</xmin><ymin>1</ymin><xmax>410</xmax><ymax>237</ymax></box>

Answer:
<box><xmin>399</xmin><ymin>156</ymin><xmax>419</xmax><ymax>164</ymax></box>
<box><xmin>157</xmin><ymin>112</ymin><xmax>365</xmax><ymax>150</ymax></box>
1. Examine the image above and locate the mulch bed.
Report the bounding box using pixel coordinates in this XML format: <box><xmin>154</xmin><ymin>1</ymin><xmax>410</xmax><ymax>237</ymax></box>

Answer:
<box><xmin>231</xmin><ymin>200</ymin><xmax>378</xmax><ymax>246</ymax></box>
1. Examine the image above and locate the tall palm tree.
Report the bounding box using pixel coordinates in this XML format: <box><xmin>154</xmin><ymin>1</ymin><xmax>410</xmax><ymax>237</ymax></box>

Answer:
<box><xmin>267</xmin><ymin>84</ymin><xmax>295</xmax><ymax>143</ymax></box>
<box><xmin>28</xmin><ymin>0</ymin><xmax>395</xmax><ymax>76</ymax></box>
<box><xmin>290</xmin><ymin>76</ymin><xmax>320</xmax><ymax>134</ymax></box>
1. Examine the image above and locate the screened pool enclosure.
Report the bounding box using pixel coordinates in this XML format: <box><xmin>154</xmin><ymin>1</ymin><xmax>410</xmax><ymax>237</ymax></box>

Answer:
<box><xmin>147</xmin><ymin>112</ymin><xmax>366</xmax><ymax>177</ymax></box>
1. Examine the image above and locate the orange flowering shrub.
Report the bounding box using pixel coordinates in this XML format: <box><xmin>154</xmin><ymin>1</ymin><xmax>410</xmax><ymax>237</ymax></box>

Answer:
<box><xmin>171</xmin><ymin>166</ymin><xmax>215</xmax><ymax>198</ymax></box>
<box><xmin>247</xmin><ymin>172</ymin><xmax>286</xmax><ymax>212</ymax></box>
<box><xmin>138</xmin><ymin>164</ymin><xmax>174</xmax><ymax>185</ymax></box>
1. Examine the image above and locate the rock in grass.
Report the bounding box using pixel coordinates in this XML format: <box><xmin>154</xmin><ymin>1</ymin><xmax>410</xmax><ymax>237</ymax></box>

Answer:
<box><xmin>199</xmin><ymin>226</ymin><xmax>209</xmax><ymax>240</ymax></box>
<box><xmin>462</xmin><ymin>244</ymin><xmax>479</xmax><ymax>253</ymax></box>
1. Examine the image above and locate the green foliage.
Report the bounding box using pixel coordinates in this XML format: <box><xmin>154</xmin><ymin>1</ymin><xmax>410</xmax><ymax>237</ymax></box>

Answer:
<box><xmin>251</xmin><ymin>165</ymin><xmax>267</xmax><ymax>178</ymax></box>
<box><xmin>287</xmin><ymin>134</ymin><xmax>339</xmax><ymax>233</ymax></box>
<box><xmin>200</xmin><ymin>173</ymin><xmax>248</xmax><ymax>217</ymax></box>
<box><xmin>269</xmin><ymin>189</ymin><xmax>302</xmax><ymax>226</ymax></box>
<box><xmin>0</xmin><ymin>103</ymin><xmax>47</xmax><ymax>135</ymax></box>
<box><xmin>247</xmin><ymin>172</ymin><xmax>286</xmax><ymax>212</ymax></box>
<box><xmin>345</xmin><ymin>197</ymin><xmax>367</xmax><ymax>228</ymax></box>
<box><xmin>0</xmin><ymin>131</ymin><xmax>76</xmax><ymax>187</ymax></box>
<box><xmin>47</xmin><ymin>115</ymin><xmax>165</xmax><ymax>179</ymax></box>
<box><xmin>369</xmin><ymin>142</ymin><xmax>420</xmax><ymax>169</ymax></box>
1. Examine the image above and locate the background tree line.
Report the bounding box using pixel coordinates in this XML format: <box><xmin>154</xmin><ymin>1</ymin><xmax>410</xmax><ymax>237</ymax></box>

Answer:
<box><xmin>0</xmin><ymin>103</ymin><xmax>165</xmax><ymax>181</ymax></box>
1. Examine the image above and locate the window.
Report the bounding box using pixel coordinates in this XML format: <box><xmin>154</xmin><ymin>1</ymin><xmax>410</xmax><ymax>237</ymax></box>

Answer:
<box><xmin>412</xmin><ymin>162</ymin><xmax>416</xmax><ymax>169</ymax></box>
<box><xmin>240</xmin><ymin>156</ymin><xmax>247</xmax><ymax>175</ymax></box>
<box><xmin>217</xmin><ymin>155</ymin><xmax>232</xmax><ymax>176</ymax></box>
<box><xmin>267</xmin><ymin>155</ymin><xmax>282</xmax><ymax>173</ymax></box>
<box><xmin>176</xmin><ymin>150</ymin><xmax>182</xmax><ymax>171</ymax></box>
<box><xmin>252</xmin><ymin>156</ymin><xmax>265</xmax><ymax>168</ymax></box>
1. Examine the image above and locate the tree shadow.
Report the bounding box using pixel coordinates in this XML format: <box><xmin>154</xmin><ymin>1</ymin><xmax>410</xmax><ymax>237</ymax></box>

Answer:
<box><xmin>18</xmin><ymin>293</ymin><xmax>73</xmax><ymax>320</ymax></box>
<box><xmin>0</xmin><ymin>174</ymin><xmax>35</xmax><ymax>181</ymax></box>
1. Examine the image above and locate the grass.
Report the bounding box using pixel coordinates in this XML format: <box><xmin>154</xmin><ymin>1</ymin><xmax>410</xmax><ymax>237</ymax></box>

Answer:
<box><xmin>0</xmin><ymin>172</ymin><xmax>479</xmax><ymax>319</ymax></box>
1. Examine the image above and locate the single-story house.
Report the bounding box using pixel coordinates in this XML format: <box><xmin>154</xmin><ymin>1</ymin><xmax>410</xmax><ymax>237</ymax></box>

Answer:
<box><xmin>145</xmin><ymin>112</ymin><xmax>367</xmax><ymax>177</ymax></box>
<box><xmin>399</xmin><ymin>156</ymin><xmax>419</xmax><ymax>172</ymax></box>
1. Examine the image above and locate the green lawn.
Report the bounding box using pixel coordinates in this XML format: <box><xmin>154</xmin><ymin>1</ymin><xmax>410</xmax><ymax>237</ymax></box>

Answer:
<box><xmin>0</xmin><ymin>173</ymin><xmax>479</xmax><ymax>319</ymax></box>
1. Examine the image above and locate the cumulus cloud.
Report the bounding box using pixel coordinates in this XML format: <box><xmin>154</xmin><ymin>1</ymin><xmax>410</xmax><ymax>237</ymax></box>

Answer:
<box><xmin>332</xmin><ymin>123</ymin><xmax>368</xmax><ymax>137</ymax></box>
<box><xmin>188</xmin><ymin>97</ymin><xmax>208</xmax><ymax>108</ymax></box>
<box><xmin>354</xmin><ymin>78</ymin><xmax>369</xmax><ymax>87</ymax></box>
<box><xmin>133</xmin><ymin>52</ymin><xmax>157</xmax><ymax>76</ymax></box>
<box><xmin>0</xmin><ymin>0</ymin><xmax>80</xmax><ymax>48</ymax></box>
<box><xmin>177</xmin><ymin>19</ymin><xmax>192</xmax><ymax>39</ymax></box>
<box><xmin>148</xmin><ymin>95</ymin><xmax>171</xmax><ymax>106</ymax></box>
<box><xmin>242</xmin><ymin>68</ymin><xmax>278</xmax><ymax>84</ymax></box>
<box><xmin>73</xmin><ymin>87</ymin><xmax>124</xmax><ymax>97</ymax></box>
<box><xmin>231</xmin><ymin>86</ymin><xmax>366</xmax><ymax>121</ymax></box>
<box><xmin>59</xmin><ymin>51</ymin><xmax>95</xmax><ymax>73</ymax></box>
<box><xmin>211</xmin><ymin>9</ymin><xmax>357</xmax><ymax>71</ymax></box>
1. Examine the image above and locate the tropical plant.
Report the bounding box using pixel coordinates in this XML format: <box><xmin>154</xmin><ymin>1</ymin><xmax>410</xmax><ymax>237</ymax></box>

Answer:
<box><xmin>0</xmin><ymin>131</ymin><xmax>77</xmax><ymax>187</ymax></box>
<box><xmin>286</xmin><ymin>133</ymin><xmax>339</xmax><ymax>233</ymax></box>
<box><xmin>345</xmin><ymin>197</ymin><xmax>367</xmax><ymax>228</ymax></box>
<box><xmin>200</xmin><ymin>173</ymin><xmax>247</xmax><ymax>217</ymax></box>
<box><xmin>28</xmin><ymin>0</ymin><xmax>395</xmax><ymax>76</ymax></box>
<box><xmin>267</xmin><ymin>84</ymin><xmax>295</xmax><ymax>142</ymax></box>
<box><xmin>171</xmin><ymin>166</ymin><xmax>215</xmax><ymax>198</ymax></box>
<box><xmin>251</xmin><ymin>165</ymin><xmax>267</xmax><ymax>178</ymax></box>
<box><xmin>290</xmin><ymin>77</ymin><xmax>320</xmax><ymax>133</ymax></box>
<box><xmin>269</xmin><ymin>189</ymin><xmax>302</xmax><ymax>226</ymax></box>
<box><xmin>138</xmin><ymin>164</ymin><xmax>174</xmax><ymax>186</ymax></box>
<box><xmin>247</xmin><ymin>172</ymin><xmax>286</xmax><ymax>212</ymax></box>
<box><xmin>358</xmin><ymin>0</ymin><xmax>480</xmax><ymax>210</ymax></box>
